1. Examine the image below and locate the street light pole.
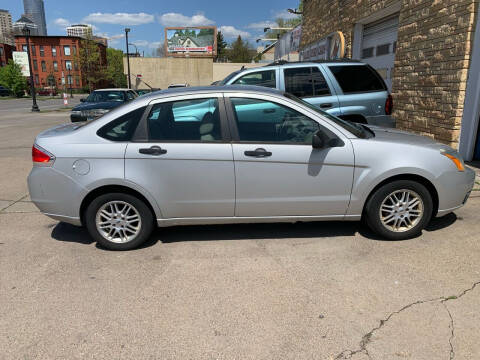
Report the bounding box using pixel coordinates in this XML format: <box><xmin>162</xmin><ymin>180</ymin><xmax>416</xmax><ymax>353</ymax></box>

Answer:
<box><xmin>67</xmin><ymin>64</ymin><xmax>73</xmax><ymax>98</ymax></box>
<box><xmin>22</xmin><ymin>26</ymin><xmax>39</xmax><ymax>112</ymax></box>
<box><xmin>125</xmin><ymin>28</ymin><xmax>131</xmax><ymax>89</ymax></box>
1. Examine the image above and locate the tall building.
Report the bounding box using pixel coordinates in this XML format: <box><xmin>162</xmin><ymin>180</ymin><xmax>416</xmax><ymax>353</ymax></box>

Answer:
<box><xmin>12</xmin><ymin>15</ymin><xmax>39</xmax><ymax>36</ymax></box>
<box><xmin>67</xmin><ymin>24</ymin><xmax>93</xmax><ymax>38</ymax></box>
<box><xmin>0</xmin><ymin>9</ymin><xmax>13</xmax><ymax>45</ymax></box>
<box><xmin>23</xmin><ymin>0</ymin><xmax>47</xmax><ymax>36</ymax></box>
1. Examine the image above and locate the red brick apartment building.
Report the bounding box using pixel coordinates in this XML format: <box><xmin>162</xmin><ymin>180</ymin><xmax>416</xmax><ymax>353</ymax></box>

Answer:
<box><xmin>0</xmin><ymin>42</ymin><xmax>14</xmax><ymax>67</ymax></box>
<box><xmin>14</xmin><ymin>35</ymin><xmax>107</xmax><ymax>89</ymax></box>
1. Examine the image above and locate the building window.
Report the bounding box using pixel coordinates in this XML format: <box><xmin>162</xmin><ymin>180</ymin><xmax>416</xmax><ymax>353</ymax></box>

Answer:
<box><xmin>74</xmin><ymin>61</ymin><xmax>78</xmax><ymax>70</ymax></box>
<box><xmin>376</xmin><ymin>44</ymin><xmax>390</xmax><ymax>56</ymax></box>
<box><xmin>34</xmin><ymin>74</ymin><xmax>39</xmax><ymax>85</ymax></box>
<box><xmin>67</xmin><ymin>75</ymin><xmax>73</xmax><ymax>85</ymax></box>
<box><xmin>41</xmin><ymin>61</ymin><xmax>46</xmax><ymax>72</ymax></box>
<box><xmin>362</xmin><ymin>47</ymin><xmax>374</xmax><ymax>59</ymax></box>
<box><xmin>52</xmin><ymin>46</ymin><xmax>56</xmax><ymax>57</ymax></box>
<box><xmin>39</xmin><ymin>46</ymin><xmax>44</xmax><ymax>57</ymax></box>
<box><xmin>33</xmin><ymin>60</ymin><xmax>38</xmax><ymax>71</ymax></box>
<box><xmin>0</xmin><ymin>47</ymin><xmax>4</xmax><ymax>56</ymax></box>
<box><xmin>393</xmin><ymin>41</ymin><xmax>397</xmax><ymax>53</ymax></box>
<box><xmin>72</xmin><ymin>45</ymin><xmax>77</xmax><ymax>55</ymax></box>
<box><xmin>22</xmin><ymin>45</ymin><xmax>28</xmax><ymax>52</ymax></box>
<box><xmin>75</xmin><ymin>76</ymin><xmax>80</xmax><ymax>86</ymax></box>
<box><xmin>31</xmin><ymin>45</ymin><xmax>36</xmax><ymax>56</ymax></box>
<box><xmin>53</xmin><ymin>61</ymin><xmax>58</xmax><ymax>71</ymax></box>
<box><xmin>65</xmin><ymin>60</ymin><xmax>72</xmax><ymax>70</ymax></box>
<box><xmin>64</xmin><ymin>46</ymin><xmax>71</xmax><ymax>56</ymax></box>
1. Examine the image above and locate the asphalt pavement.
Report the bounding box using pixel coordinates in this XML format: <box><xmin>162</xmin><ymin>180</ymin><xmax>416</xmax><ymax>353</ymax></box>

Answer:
<box><xmin>0</xmin><ymin>98</ymin><xmax>479</xmax><ymax>360</ymax></box>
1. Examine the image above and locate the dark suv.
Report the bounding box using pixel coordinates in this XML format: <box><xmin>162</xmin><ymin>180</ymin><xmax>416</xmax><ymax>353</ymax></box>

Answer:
<box><xmin>220</xmin><ymin>60</ymin><xmax>394</xmax><ymax>127</ymax></box>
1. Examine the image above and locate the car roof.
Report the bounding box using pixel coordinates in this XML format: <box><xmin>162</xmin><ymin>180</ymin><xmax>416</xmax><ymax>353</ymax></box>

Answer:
<box><xmin>93</xmin><ymin>88</ymin><xmax>132</xmax><ymax>92</ymax></box>
<box><xmin>264</xmin><ymin>59</ymin><xmax>363</xmax><ymax>67</ymax></box>
<box><xmin>138</xmin><ymin>85</ymin><xmax>284</xmax><ymax>102</ymax></box>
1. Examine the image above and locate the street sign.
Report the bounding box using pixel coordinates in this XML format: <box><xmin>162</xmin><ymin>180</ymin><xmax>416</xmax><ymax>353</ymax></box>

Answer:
<box><xmin>137</xmin><ymin>74</ymin><xmax>142</xmax><ymax>78</ymax></box>
<box><xmin>12</xmin><ymin>52</ymin><xmax>30</xmax><ymax>76</ymax></box>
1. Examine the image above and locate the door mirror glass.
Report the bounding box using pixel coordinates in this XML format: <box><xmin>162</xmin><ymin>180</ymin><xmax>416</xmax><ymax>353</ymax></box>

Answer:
<box><xmin>312</xmin><ymin>132</ymin><xmax>325</xmax><ymax>149</ymax></box>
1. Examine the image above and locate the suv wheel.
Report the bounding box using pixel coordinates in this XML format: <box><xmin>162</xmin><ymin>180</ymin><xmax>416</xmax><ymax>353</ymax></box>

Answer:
<box><xmin>364</xmin><ymin>180</ymin><xmax>433</xmax><ymax>240</ymax></box>
<box><xmin>85</xmin><ymin>193</ymin><xmax>154</xmax><ymax>250</ymax></box>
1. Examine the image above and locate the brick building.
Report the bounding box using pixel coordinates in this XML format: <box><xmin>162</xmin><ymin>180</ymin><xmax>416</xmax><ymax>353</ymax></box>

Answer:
<box><xmin>14</xmin><ymin>35</ymin><xmax>107</xmax><ymax>90</ymax></box>
<box><xmin>300</xmin><ymin>0</ymin><xmax>480</xmax><ymax>161</ymax></box>
<box><xmin>0</xmin><ymin>43</ymin><xmax>14</xmax><ymax>67</ymax></box>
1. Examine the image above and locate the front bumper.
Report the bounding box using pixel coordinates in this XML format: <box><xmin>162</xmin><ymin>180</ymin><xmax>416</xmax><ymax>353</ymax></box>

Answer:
<box><xmin>436</xmin><ymin>167</ymin><xmax>476</xmax><ymax>217</ymax></box>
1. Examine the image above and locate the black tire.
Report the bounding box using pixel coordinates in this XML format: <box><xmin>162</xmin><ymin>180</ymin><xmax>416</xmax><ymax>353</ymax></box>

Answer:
<box><xmin>364</xmin><ymin>180</ymin><xmax>433</xmax><ymax>240</ymax></box>
<box><xmin>85</xmin><ymin>193</ymin><xmax>155</xmax><ymax>250</ymax></box>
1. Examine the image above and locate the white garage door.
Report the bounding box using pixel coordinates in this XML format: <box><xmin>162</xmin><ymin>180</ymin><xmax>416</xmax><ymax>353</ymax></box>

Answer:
<box><xmin>361</xmin><ymin>15</ymin><xmax>399</xmax><ymax>91</ymax></box>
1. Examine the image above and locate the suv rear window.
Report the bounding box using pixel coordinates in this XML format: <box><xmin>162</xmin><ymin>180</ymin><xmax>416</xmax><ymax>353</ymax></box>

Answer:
<box><xmin>329</xmin><ymin>65</ymin><xmax>386</xmax><ymax>94</ymax></box>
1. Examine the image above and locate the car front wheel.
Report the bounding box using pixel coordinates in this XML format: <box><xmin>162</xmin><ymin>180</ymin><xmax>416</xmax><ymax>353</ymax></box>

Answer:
<box><xmin>364</xmin><ymin>180</ymin><xmax>433</xmax><ymax>240</ymax></box>
<box><xmin>85</xmin><ymin>193</ymin><xmax>154</xmax><ymax>250</ymax></box>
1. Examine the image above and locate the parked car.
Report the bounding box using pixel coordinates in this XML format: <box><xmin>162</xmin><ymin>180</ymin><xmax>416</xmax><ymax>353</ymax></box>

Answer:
<box><xmin>136</xmin><ymin>88</ymin><xmax>160</xmax><ymax>96</ymax></box>
<box><xmin>28</xmin><ymin>86</ymin><xmax>475</xmax><ymax>250</ymax></box>
<box><xmin>168</xmin><ymin>83</ymin><xmax>189</xmax><ymax>88</ymax></box>
<box><xmin>0</xmin><ymin>86</ymin><xmax>11</xmax><ymax>97</ymax></box>
<box><xmin>37</xmin><ymin>88</ymin><xmax>58</xmax><ymax>96</ymax></box>
<box><xmin>70</xmin><ymin>88</ymin><xmax>138</xmax><ymax>122</ymax></box>
<box><xmin>220</xmin><ymin>60</ymin><xmax>394</xmax><ymax>127</ymax></box>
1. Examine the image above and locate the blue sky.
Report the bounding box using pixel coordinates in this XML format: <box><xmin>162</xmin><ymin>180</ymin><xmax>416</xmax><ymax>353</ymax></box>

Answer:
<box><xmin>7</xmin><ymin>0</ymin><xmax>301</xmax><ymax>54</ymax></box>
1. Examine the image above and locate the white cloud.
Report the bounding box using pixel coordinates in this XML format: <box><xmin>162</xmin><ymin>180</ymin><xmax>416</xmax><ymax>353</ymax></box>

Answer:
<box><xmin>132</xmin><ymin>40</ymin><xmax>148</xmax><ymax>47</ymax></box>
<box><xmin>271</xmin><ymin>9</ymin><xmax>300</xmax><ymax>20</ymax></box>
<box><xmin>53</xmin><ymin>18</ymin><xmax>70</xmax><ymax>28</ymax></box>
<box><xmin>158</xmin><ymin>12</ymin><xmax>214</xmax><ymax>27</ymax></box>
<box><xmin>246</xmin><ymin>21</ymin><xmax>277</xmax><ymax>30</ymax></box>
<box><xmin>109</xmin><ymin>34</ymin><xmax>126</xmax><ymax>40</ymax></box>
<box><xmin>219</xmin><ymin>25</ymin><xmax>251</xmax><ymax>39</ymax></box>
<box><xmin>83</xmin><ymin>12</ymin><xmax>154</xmax><ymax>25</ymax></box>
<box><xmin>148</xmin><ymin>41</ymin><xmax>163</xmax><ymax>49</ymax></box>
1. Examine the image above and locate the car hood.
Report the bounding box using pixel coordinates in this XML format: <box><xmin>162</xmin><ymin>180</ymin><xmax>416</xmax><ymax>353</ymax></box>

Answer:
<box><xmin>367</xmin><ymin>125</ymin><xmax>442</xmax><ymax>146</ymax></box>
<box><xmin>72</xmin><ymin>101</ymin><xmax>123</xmax><ymax>111</ymax></box>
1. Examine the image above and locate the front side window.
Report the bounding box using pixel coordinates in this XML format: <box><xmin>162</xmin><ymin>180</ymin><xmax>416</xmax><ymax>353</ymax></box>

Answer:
<box><xmin>64</xmin><ymin>45</ymin><xmax>71</xmax><ymax>56</ymax></box>
<box><xmin>233</xmin><ymin>70</ymin><xmax>276</xmax><ymax>88</ymax></box>
<box><xmin>284</xmin><ymin>67</ymin><xmax>330</xmax><ymax>98</ymax></box>
<box><xmin>126</xmin><ymin>91</ymin><xmax>136</xmax><ymax>100</ymax></box>
<box><xmin>97</xmin><ymin>106</ymin><xmax>146</xmax><ymax>142</ymax></box>
<box><xmin>328</xmin><ymin>65</ymin><xmax>386</xmax><ymax>94</ymax></box>
<box><xmin>148</xmin><ymin>98</ymin><xmax>221</xmax><ymax>142</ymax></box>
<box><xmin>39</xmin><ymin>46</ymin><xmax>44</xmax><ymax>56</ymax></box>
<box><xmin>230</xmin><ymin>98</ymin><xmax>320</xmax><ymax>143</ymax></box>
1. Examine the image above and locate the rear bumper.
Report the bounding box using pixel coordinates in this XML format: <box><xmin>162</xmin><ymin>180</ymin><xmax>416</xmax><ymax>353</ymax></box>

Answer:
<box><xmin>435</xmin><ymin>167</ymin><xmax>475</xmax><ymax>217</ymax></box>
<box><xmin>365</xmin><ymin>115</ymin><xmax>395</xmax><ymax>128</ymax></box>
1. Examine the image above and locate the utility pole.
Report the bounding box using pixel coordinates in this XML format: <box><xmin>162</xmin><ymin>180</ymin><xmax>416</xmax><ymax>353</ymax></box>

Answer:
<box><xmin>125</xmin><ymin>28</ymin><xmax>131</xmax><ymax>89</ymax></box>
<box><xmin>22</xmin><ymin>26</ymin><xmax>39</xmax><ymax>112</ymax></box>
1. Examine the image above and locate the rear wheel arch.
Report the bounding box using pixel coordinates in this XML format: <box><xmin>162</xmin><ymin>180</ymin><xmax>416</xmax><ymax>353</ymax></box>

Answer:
<box><xmin>80</xmin><ymin>185</ymin><xmax>157</xmax><ymax>226</ymax></box>
<box><xmin>362</xmin><ymin>174</ymin><xmax>439</xmax><ymax>218</ymax></box>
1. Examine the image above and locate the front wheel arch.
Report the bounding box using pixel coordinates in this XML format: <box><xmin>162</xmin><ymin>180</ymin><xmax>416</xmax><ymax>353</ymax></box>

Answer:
<box><xmin>80</xmin><ymin>185</ymin><xmax>157</xmax><ymax>226</ymax></box>
<box><xmin>362</xmin><ymin>174</ymin><xmax>439</xmax><ymax>219</ymax></box>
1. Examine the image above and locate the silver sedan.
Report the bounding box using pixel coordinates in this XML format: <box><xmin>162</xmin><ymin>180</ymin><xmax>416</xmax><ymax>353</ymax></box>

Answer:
<box><xmin>28</xmin><ymin>86</ymin><xmax>475</xmax><ymax>250</ymax></box>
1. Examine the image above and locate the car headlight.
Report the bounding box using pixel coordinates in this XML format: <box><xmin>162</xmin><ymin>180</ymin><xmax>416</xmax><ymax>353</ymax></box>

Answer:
<box><xmin>440</xmin><ymin>149</ymin><xmax>465</xmax><ymax>172</ymax></box>
<box><xmin>84</xmin><ymin>109</ymin><xmax>110</xmax><ymax>119</ymax></box>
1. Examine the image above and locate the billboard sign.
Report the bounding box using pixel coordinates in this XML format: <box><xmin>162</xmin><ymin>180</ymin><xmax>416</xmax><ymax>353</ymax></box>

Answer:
<box><xmin>300</xmin><ymin>31</ymin><xmax>345</xmax><ymax>61</ymax></box>
<box><xmin>165</xmin><ymin>27</ymin><xmax>217</xmax><ymax>57</ymax></box>
<box><xmin>274</xmin><ymin>25</ymin><xmax>302</xmax><ymax>61</ymax></box>
<box><xmin>12</xmin><ymin>51</ymin><xmax>30</xmax><ymax>76</ymax></box>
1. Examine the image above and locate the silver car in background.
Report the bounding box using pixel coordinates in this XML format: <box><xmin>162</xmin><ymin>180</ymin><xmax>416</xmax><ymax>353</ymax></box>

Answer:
<box><xmin>28</xmin><ymin>86</ymin><xmax>475</xmax><ymax>250</ymax></box>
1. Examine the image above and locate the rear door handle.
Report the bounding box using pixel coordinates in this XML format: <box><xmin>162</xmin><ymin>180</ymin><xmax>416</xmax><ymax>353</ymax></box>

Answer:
<box><xmin>320</xmin><ymin>103</ymin><xmax>333</xmax><ymax>109</ymax></box>
<box><xmin>139</xmin><ymin>146</ymin><xmax>167</xmax><ymax>156</ymax></box>
<box><xmin>244</xmin><ymin>148</ymin><xmax>272</xmax><ymax>158</ymax></box>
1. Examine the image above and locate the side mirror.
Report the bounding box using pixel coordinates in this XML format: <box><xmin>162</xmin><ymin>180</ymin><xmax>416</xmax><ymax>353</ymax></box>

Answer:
<box><xmin>80</xmin><ymin>98</ymin><xmax>86</xmax><ymax>102</ymax></box>
<box><xmin>312</xmin><ymin>133</ymin><xmax>325</xmax><ymax>149</ymax></box>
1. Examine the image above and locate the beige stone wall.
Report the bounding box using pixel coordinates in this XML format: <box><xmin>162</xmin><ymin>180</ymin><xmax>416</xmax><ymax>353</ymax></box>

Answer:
<box><xmin>124</xmin><ymin>57</ymin><xmax>264</xmax><ymax>89</ymax></box>
<box><xmin>301</xmin><ymin>0</ymin><xmax>479</xmax><ymax>147</ymax></box>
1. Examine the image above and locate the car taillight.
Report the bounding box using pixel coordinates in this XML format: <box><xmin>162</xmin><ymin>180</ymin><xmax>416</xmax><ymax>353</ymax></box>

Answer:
<box><xmin>385</xmin><ymin>94</ymin><xmax>393</xmax><ymax>115</ymax></box>
<box><xmin>32</xmin><ymin>145</ymin><xmax>54</xmax><ymax>165</ymax></box>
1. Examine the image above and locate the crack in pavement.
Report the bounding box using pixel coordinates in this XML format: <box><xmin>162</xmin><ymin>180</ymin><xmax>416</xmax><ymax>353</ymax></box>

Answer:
<box><xmin>0</xmin><ymin>194</ymin><xmax>29</xmax><ymax>213</ymax></box>
<box><xmin>334</xmin><ymin>281</ymin><xmax>480</xmax><ymax>360</ymax></box>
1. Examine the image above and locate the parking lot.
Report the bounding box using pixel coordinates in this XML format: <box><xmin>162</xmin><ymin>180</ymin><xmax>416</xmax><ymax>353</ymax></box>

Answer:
<box><xmin>1</xmin><ymin>98</ymin><xmax>479</xmax><ymax>359</ymax></box>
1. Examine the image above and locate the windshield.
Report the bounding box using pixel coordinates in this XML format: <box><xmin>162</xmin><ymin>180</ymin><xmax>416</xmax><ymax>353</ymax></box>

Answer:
<box><xmin>284</xmin><ymin>93</ymin><xmax>368</xmax><ymax>138</ymax></box>
<box><xmin>219</xmin><ymin>70</ymin><xmax>242</xmax><ymax>85</ymax></box>
<box><xmin>86</xmin><ymin>91</ymin><xmax>125</xmax><ymax>103</ymax></box>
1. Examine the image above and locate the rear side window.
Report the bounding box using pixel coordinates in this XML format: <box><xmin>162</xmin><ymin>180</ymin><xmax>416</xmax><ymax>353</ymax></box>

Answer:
<box><xmin>233</xmin><ymin>70</ymin><xmax>276</xmax><ymax>88</ymax></box>
<box><xmin>97</xmin><ymin>106</ymin><xmax>146</xmax><ymax>141</ymax></box>
<box><xmin>329</xmin><ymin>65</ymin><xmax>386</xmax><ymax>93</ymax></box>
<box><xmin>284</xmin><ymin>67</ymin><xmax>330</xmax><ymax>98</ymax></box>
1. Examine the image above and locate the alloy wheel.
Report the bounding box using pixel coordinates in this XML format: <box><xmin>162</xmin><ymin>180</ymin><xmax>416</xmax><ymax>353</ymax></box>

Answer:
<box><xmin>95</xmin><ymin>201</ymin><xmax>142</xmax><ymax>243</ymax></box>
<box><xmin>379</xmin><ymin>189</ymin><xmax>424</xmax><ymax>233</ymax></box>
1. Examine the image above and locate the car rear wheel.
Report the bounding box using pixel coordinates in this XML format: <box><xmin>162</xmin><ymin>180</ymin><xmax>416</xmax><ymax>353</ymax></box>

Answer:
<box><xmin>364</xmin><ymin>180</ymin><xmax>433</xmax><ymax>240</ymax></box>
<box><xmin>85</xmin><ymin>193</ymin><xmax>154</xmax><ymax>250</ymax></box>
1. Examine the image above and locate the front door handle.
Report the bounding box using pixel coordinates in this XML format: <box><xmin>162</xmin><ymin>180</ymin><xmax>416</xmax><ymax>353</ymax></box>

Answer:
<box><xmin>320</xmin><ymin>103</ymin><xmax>333</xmax><ymax>109</ymax></box>
<box><xmin>244</xmin><ymin>148</ymin><xmax>272</xmax><ymax>158</ymax></box>
<box><xmin>139</xmin><ymin>146</ymin><xmax>167</xmax><ymax>156</ymax></box>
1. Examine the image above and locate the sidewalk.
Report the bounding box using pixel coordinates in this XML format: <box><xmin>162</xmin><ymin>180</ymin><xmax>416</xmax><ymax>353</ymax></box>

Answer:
<box><xmin>466</xmin><ymin>162</ymin><xmax>480</xmax><ymax>193</ymax></box>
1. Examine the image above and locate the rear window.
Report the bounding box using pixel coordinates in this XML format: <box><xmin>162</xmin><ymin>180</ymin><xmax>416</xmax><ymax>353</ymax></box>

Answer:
<box><xmin>97</xmin><ymin>106</ymin><xmax>146</xmax><ymax>141</ymax></box>
<box><xmin>329</xmin><ymin>65</ymin><xmax>386</xmax><ymax>94</ymax></box>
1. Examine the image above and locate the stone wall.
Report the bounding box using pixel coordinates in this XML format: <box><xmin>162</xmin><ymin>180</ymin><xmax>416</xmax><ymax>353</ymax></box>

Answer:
<box><xmin>301</xmin><ymin>0</ymin><xmax>479</xmax><ymax>147</ymax></box>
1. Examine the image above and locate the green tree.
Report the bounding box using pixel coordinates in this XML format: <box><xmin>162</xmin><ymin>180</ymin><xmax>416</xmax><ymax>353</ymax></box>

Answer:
<box><xmin>228</xmin><ymin>36</ymin><xmax>252</xmax><ymax>63</ymax></box>
<box><xmin>264</xmin><ymin>0</ymin><xmax>303</xmax><ymax>40</ymax></box>
<box><xmin>106</xmin><ymin>48</ymin><xmax>127</xmax><ymax>88</ymax></box>
<box><xmin>77</xmin><ymin>35</ymin><xmax>106</xmax><ymax>91</ymax></box>
<box><xmin>216</xmin><ymin>31</ymin><xmax>227</xmax><ymax>61</ymax></box>
<box><xmin>0</xmin><ymin>60</ymin><xmax>27</xmax><ymax>97</ymax></box>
